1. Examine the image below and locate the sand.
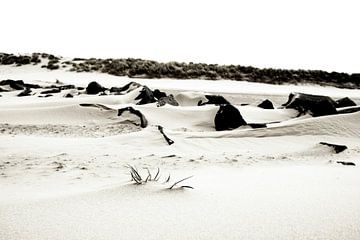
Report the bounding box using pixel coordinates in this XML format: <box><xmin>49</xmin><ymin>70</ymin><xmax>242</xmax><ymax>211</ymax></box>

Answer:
<box><xmin>1</xmin><ymin>64</ymin><xmax>360</xmax><ymax>240</ymax></box>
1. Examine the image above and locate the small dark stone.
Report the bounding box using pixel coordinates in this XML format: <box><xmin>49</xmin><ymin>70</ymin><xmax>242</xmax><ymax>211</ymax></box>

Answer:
<box><xmin>257</xmin><ymin>99</ymin><xmax>274</xmax><ymax>109</ymax></box>
<box><xmin>64</xmin><ymin>93</ymin><xmax>74</xmax><ymax>98</ymax></box>
<box><xmin>214</xmin><ymin>104</ymin><xmax>247</xmax><ymax>131</ymax></box>
<box><xmin>336</xmin><ymin>161</ymin><xmax>355</xmax><ymax>166</ymax></box>
<box><xmin>86</xmin><ymin>81</ymin><xmax>106</xmax><ymax>95</ymax></box>
<box><xmin>38</xmin><ymin>94</ymin><xmax>53</xmax><ymax>98</ymax></box>
<box><xmin>319</xmin><ymin>142</ymin><xmax>348</xmax><ymax>153</ymax></box>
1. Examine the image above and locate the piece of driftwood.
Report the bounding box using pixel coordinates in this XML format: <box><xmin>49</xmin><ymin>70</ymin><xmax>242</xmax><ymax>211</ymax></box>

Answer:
<box><xmin>157</xmin><ymin>125</ymin><xmax>174</xmax><ymax>145</ymax></box>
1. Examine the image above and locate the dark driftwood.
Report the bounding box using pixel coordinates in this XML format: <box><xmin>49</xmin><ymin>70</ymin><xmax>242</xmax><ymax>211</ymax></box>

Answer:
<box><xmin>118</xmin><ymin>107</ymin><xmax>148</xmax><ymax>128</ymax></box>
<box><xmin>79</xmin><ymin>104</ymin><xmax>148</xmax><ymax>128</ymax></box>
<box><xmin>157</xmin><ymin>125</ymin><xmax>174</xmax><ymax>145</ymax></box>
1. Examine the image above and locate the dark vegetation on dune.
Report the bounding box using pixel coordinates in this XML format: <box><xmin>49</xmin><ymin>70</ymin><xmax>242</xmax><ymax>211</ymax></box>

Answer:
<box><xmin>1</xmin><ymin>53</ymin><xmax>359</xmax><ymax>89</ymax></box>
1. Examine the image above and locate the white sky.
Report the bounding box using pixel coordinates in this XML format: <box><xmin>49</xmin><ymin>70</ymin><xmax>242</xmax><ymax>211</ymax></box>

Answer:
<box><xmin>1</xmin><ymin>0</ymin><xmax>359</xmax><ymax>73</ymax></box>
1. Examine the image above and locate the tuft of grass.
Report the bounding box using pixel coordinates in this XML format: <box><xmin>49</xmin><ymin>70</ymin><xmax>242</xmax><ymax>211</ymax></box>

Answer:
<box><xmin>169</xmin><ymin>176</ymin><xmax>194</xmax><ymax>190</ymax></box>
<box><xmin>125</xmin><ymin>165</ymin><xmax>193</xmax><ymax>189</ymax></box>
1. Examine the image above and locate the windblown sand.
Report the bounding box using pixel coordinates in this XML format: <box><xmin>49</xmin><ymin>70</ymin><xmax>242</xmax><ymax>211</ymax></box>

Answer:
<box><xmin>1</xmin><ymin>64</ymin><xmax>360</xmax><ymax>240</ymax></box>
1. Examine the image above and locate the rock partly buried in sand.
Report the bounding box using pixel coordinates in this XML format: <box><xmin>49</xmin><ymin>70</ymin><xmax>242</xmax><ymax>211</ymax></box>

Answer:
<box><xmin>0</xmin><ymin>79</ymin><xmax>25</xmax><ymax>90</ymax></box>
<box><xmin>320</xmin><ymin>142</ymin><xmax>348</xmax><ymax>153</ymax></box>
<box><xmin>17</xmin><ymin>88</ymin><xmax>32</xmax><ymax>97</ymax></box>
<box><xmin>117</xmin><ymin>106</ymin><xmax>148</xmax><ymax>128</ymax></box>
<box><xmin>257</xmin><ymin>99</ymin><xmax>275</xmax><ymax>109</ymax></box>
<box><xmin>157</xmin><ymin>94</ymin><xmax>179</xmax><ymax>107</ymax></box>
<box><xmin>86</xmin><ymin>81</ymin><xmax>106</xmax><ymax>95</ymax></box>
<box><xmin>135</xmin><ymin>86</ymin><xmax>157</xmax><ymax>105</ymax></box>
<box><xmin>64</xmin><ymin>93</ymin><xmax>74</xmax><ymax>98</ymax></box>
<box><xmin>336</xmin><ymin>161</ymin><xmax>356</xmax><ymax>166</ymax></box>
<box><xmin>335</xmin><ymin>97</ymin><xmax>357</xmax><ymax>108</ymax></box>
<box><xmin>153</xmin><ymin>89</ymin><xmax>167</xmax><ymax>99</ymax></box>
<box><xmin>40</xmin><ymin>88</ymin><xmax>61</xmax><ymax>94</ymax></box>
<box><xmin>282</xmin><ymin>92</ymin><xmax>337</xmax><ymax>117</ymax></box>
<box><xmin>0</xmin><ymin>87</ymin><xmax>7</xmax><ymax>92</ymax></box>
<box><xmin>110</xmin><ymin>82</ymin><xmax>141</xmax><ymax>95</ymax></box>
<box><xmin>198</xmin><ymin>95</ymin><xmax>230</xmax><ymax>106</ymax></box>
<box><xmin>38</xmin><ymin>94</ymin><xmax>53</xmax><ymax>98</ymax></box>
<box><xmin>215</xmin><ymin>104</ymin><xmax>247</xmax><ymax>131</ymax></box>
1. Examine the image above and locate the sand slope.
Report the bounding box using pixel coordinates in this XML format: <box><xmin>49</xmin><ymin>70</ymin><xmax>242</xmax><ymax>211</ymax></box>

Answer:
<box><xmin>1</xmin><ymin>64</ymin><xmax>360</xmax><ymax>240</ymax></box>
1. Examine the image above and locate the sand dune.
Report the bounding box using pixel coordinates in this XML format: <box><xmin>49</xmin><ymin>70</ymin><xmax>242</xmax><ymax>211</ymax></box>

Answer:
<box><xmin>1</xmin><ymin>64</ymin><xmax>360</xmax><ymax>240</ymax></box>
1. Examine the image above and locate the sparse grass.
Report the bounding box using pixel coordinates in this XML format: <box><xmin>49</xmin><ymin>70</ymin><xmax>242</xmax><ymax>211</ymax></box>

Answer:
<box><xmin>125</xmin><ymin>165</ymin><xmax>194</xmax><ymax>190</ymax></box>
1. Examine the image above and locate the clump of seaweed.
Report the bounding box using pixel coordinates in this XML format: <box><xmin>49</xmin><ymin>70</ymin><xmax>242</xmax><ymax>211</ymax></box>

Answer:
<box><xmin>126</xmin><ymin>165</ymin><xmax>193</xmax><ymax>189</ymax></box>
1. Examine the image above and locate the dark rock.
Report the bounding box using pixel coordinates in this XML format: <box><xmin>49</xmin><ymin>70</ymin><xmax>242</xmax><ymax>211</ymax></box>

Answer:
<box><xmin>214</xmin><ymin>104</ymin><xmax>247</xmax><ymax>131</ymax></box>
<box><xmin>282</xmin><ymin>92</ymin><xmax>337</xmax><ymax>117</ymax></box>
<box><xmin>336</xmin><ymin>161</ymin><xmax>356</xmax><ymax>166</ymax></box>
<box><xmin>40</xmin><ymin>88</ymin><xmax>61</xmax><ymax>94</ymax></box>
<box><xmin>17</xmin><ymin>88</ymin><xmax>32</xmax><ymax>97</ymax></box>
<box><xmin>248</xmin><ymin>123</ymin><xmax>267</xmax><ymax>128</ymax></box>
<box><xmin>64</xmin><ymin>93</ymin><xmax>74</xmax><ymax>98</ymax></box>
<box><xmin>38</xmin><ymin>94</ymin><xmax>53</xmax><ymax>98</ymax></box>
<box><xmin>24</xmin><ymin>83</ymin><xmax>41</xmax><ymax>89</ymax></box>
<box><xmin>77</xmin><ymin>87</ymin><xmax>85</xmax><ymax>91</ymax></box>
<box><xmin>117</xmin><ymin>107</ymin><xmax>148</xmax><ymax>128</ymax></box>
<box><xmin>198</xmin><ymin>95</ymin><xmax>230</xmax><ymax>106</ymax></box>
<box><xmin>0</xmin><ymin>80</ymin><xmax>25</xmax><ymax>90</ymax></box>
<box><xmin>0</xmin><ymin>87</ymin><xmax>7</xmax><ymax>92</ymax></box>
<box><xmin>335</xmin><ymin>97</ymin><xmax>356</xmax><ymax>108</ymax></box>
<box><xmin>153</xmin><ymin>89</ymin><xmax>167</xmax><ymax>99</ymax></box>
<box><xmin>257</xmin><ymin>99</ymin><xmax>274</xmax><ymax>109</ymax></box>
<box><xmin>86</xmin><ymin>81</ymin><xmax>106</xmax><ymax>95</ymax></box>
<box><xmin>135</xmin><ymin>86</ymin><xmax>156</xmax><ymax>105</ymax></box>
<box><xmin>319</xmin><ymin>142</ymin><xmax>348</xmax><ymax>153</ymax></box>
<box><xmin>157</xmin><ymin>94</ymin><xmax>179</xmax><ymax>107</ymax></box>
<box><xmin>109</xmin><ymin>82</ymin><xmax>141</xmax><ymax>94</ymax></box>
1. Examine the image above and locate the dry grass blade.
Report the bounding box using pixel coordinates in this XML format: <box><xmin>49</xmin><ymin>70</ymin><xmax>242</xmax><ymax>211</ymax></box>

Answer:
<box><xmin>169</xmin><ymin>176</ymin><xmax>193</xmax><ymax>190</ymax></box>
<box><xmin>154</xmin><ymin>168</ymin><xmax>160</xmax><ymax>181</ymax></box>
<box><xmin>165</xmin><ymin>174</ymin><xmax>171</xmax><ymax>183</ymax></box>
<box><xmin>131</xmin><ymin>172</ymin><xmax>142</xmax><ymax>184</ymax></box>
<box><xmin>127</xmin><ymin>164</ymin><xmax>142</xmax><ymax>183</ymax></box>
<box><xmin>180</xmin><ymin>186</ymin><xmax>194</xmax><ymax>189</ymax></box>
<box><xmin>146</xmin><ymin>168</ymin><xmax>152</xmax><ymax>181</ymax></box>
